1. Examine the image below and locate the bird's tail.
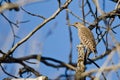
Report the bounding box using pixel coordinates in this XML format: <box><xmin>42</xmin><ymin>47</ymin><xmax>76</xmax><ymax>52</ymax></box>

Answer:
<box><xmin>85</xmin><ymin>49</ymin><xmax>97</xmax><ymax>63</ymax></box>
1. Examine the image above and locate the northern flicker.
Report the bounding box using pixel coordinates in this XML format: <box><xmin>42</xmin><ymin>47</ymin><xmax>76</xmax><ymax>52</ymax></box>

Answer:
<box><xmin>72</xmin><ymin>22</ymin><xmax>97</xmax><ymax>57</ymax></box>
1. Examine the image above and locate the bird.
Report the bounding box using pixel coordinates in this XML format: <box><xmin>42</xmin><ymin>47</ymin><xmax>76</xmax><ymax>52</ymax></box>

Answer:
<box><xmin>72</xmin><ymin>22</ymin><xmax>97</xmax><ymax>58</ymax></box>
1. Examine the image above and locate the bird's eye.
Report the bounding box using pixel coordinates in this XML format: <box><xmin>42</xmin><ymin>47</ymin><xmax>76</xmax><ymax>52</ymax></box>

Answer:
<box><xmin>75</xmin><ymin>22</ymin><xmax>78</xmax><ymax>24</ymax></box>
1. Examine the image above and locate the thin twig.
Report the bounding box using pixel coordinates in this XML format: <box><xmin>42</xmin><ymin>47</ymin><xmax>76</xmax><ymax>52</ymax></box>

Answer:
<box><xmin>21</xmin><ymin>7</ymin><xmax>46</xmax><ymax>20</ymax></box>
<box><xmin>0</xmin><ymin>64</ymin><xmax>18</xmax><ymax>78</ymax></box>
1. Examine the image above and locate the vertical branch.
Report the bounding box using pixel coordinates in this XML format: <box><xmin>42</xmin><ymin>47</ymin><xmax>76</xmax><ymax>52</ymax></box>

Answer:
<box><xmin>75</xmin><ymin>44</ymin><xmax>85</xmax><ymax>80</ymax></box>
<box><xmin>86</xmin><ymin>0</ymin><xmax>96</xmax><ymax>18</ymax></box>
<box><xmin>65</xmin><ymin>8</ymin><xmax>73</xmax><ymax>79</ymax></box>
<box><xmin>57</xmin><ymin>0</ymin><xmax>61</xmax><ymax>8</ymax></box>
<box><xmin>81</xmin><ymin>0</ymin><xmax>85</xmax><ymax>24</ymax></box>
<box><xmin>66</xmin><ymin>9</ymin><xmax>73</xmax><ymax>65</ymax></box>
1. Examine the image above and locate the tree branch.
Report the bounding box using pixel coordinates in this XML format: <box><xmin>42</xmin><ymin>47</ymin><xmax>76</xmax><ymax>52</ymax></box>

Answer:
<box><xmin>88</xmin><ymin>8</ymin><xmax>120</xmax><ymax>30</ymax></box>
<box><xmin>5</xmin><ymin>0</ymin><xmax>72</xmax><ymax>57</ymax></box>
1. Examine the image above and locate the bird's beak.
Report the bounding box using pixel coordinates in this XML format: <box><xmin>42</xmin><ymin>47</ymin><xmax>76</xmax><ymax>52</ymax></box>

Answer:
<box><xmin>69</xmin><ymin>24</ymin><xmax>75</xmax><ymax>27</ymax></box>
<box><xmin>71</xmin><ymin>24</ymin><xmax>74</xmax><ymax>26</ymax></box>
<box><xmin>72</xmin><ymin>24</ymin><xmax>78</xmax><ymax>28</ymax></box>
<box><xmin>66</xmin><ymin>23</ymin><xmax>74</xmax><ymax>27</ymax></box>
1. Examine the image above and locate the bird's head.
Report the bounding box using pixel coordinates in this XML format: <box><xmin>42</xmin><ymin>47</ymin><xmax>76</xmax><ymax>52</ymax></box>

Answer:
<box><xmin>72</xmin><ymin>22</ymin><xmax>84</xmax><ymax>28</ymax></box>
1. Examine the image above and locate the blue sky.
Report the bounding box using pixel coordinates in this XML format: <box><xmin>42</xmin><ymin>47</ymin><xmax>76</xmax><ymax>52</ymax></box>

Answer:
<box><xmin>0</xmin><ymin>0</ymin><xmax>120</xmax><ymax>80</ymax></box>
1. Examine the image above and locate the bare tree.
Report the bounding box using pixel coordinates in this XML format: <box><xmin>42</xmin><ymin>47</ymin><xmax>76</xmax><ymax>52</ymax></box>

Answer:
<box><xmin>0</xmin><ymin>0</ymin><xmax>120</xmax><ymax>80</ymax></box>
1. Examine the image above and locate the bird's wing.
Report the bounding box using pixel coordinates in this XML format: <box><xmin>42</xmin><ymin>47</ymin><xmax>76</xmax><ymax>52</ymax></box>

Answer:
<box><xmin>78</xmin><ymin>27</ymin><xmax>96</xmax><ymax>49</ymax></box>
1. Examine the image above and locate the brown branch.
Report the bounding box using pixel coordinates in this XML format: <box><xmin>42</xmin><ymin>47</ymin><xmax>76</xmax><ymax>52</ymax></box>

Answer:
<box><xmin>75</xmin><ymin>44</ymin><xmax>85</xmax><ymax>80</ymax></box>
<box><xmin>66</xmin><ymin>7</ymin><xmax>73</xmax><ymax>65</ymax></box>
<box><xmin>5</xmin><ymin>0</ymin><xmax>72</xmax><ymax>57</ymax></box>
<box><xmin>20</xmin><ymin>61</ymin><xmax>41</xmax><ymax>77</ymax></box>
<box><xmin>88</xmin><ymin>8</ymin><xmax>120</xmax><ymax>30</ymax></box>
<box><xmin>0</xmin><ymin>54</ymin><xmax>76</xmax><ymax>71</ymax></box>
<box><xmin>87</xmin><ymin>46</ymin><xmax>116</xmax><ymax>64</ymax></box>
<box><xmin>86</xmin><ymin>0</ymin><xmax>96</xmax><ymax>18</ymax></box>
<box><xmin>21</xmin><ymin>8</ymin><xmax>46</xmax><ymax>20</ymax></box>
<box><xmin>0</xmin><ymin>64</ymin><xmax>18</xmax><ymax>78</ymax></box>
<box><xmin>18</xmin><ymin>55</ymin><xmax>76</xmax><ymax>70</ymax></box>
<box><xmin>0</xmin><ymin>3</ymin><xmax>19</xmax><ymax>13</ymax></box>
<box><xmin>80</xmin><ymin>63</ymin><xmax>120</xmax><ymax>79</ymax></box>
<box><xmin>0</xmin><ymin>0</ymin><xmax>43</xmax><ymax>13</ymax></box>
<box><xmin>0</xmin><ymin>54</ymin><xmax>40</xmax><ymax>77</ymax></box>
